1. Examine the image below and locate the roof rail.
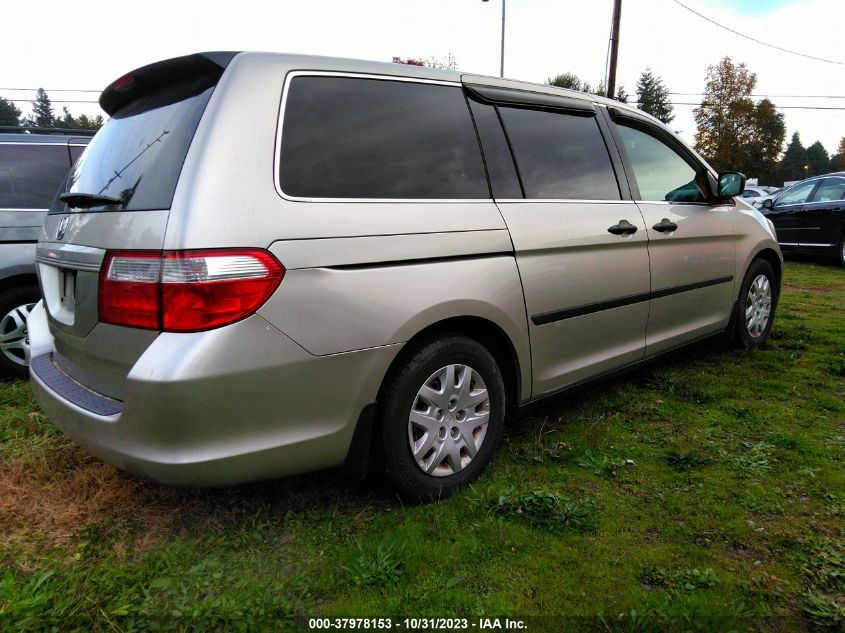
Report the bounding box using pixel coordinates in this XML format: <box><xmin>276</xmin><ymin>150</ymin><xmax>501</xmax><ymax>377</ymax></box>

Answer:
<box><xmin>0</xmin><ymin>126</ymin><xmax>97</xmax><ymax>136</ymax></box>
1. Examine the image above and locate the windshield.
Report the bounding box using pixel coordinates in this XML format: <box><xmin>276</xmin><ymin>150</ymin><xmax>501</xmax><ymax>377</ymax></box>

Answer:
<box><xmin>51</xmin><ymin>83</ymin><xmax>213</xmax><ymax>213</ymax></box>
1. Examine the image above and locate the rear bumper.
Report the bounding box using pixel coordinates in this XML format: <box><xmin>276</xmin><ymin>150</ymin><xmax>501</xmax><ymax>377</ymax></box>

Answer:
<box><xmin>28</xmin><ymin>301</ymin><xmax>400</xmax><ymax>487</ymax></box>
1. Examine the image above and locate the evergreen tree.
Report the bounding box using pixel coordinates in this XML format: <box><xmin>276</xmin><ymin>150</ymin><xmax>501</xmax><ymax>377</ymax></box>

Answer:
<box><xmin>777</xmin><ymin>132</ymin><xmax>808</xmax><ymax>183</ymax></box>
<box><xmin>547</xmin><ymin>73</ymin><xmax>585</xmax><ymax>91</ymax></box>
<box><xmin>830</xmin><ymin>137</ymin><xmax>845</xmax><ymax>172</ymax></box>
<box><xmin>806</xmin><ymin>141</ymin><xmax>830</xmax><ymax>178</ymax></box>
<box><xmin>635</xmin><ymin>68</ymin><xmax>674</xmax><ymax>124</ymax></box>
<box><xmin>747</xmin><ymin>99</ymin><xmax>785</xmax><ymax>185</ymax></box>
<box><xmin>595</xmin><ymin>79</ymin><xmax>628</xmax><ymax>103</ymax></box>
<box><xmin>0</xmin><ymin>97</ymin><xmax>22</xmax><ymax>126</ymax></box>
<box><xmin>548</xmin><ymin>74</ymin><xmax>627</xmax><ymax>101</ymax></box>
<box><xmin>615</xmin><ymin>85</ymin><xmax>629</xmax><ymax>104</ymax></box>
<box><xmin>24</xmin><ymin>88</ymin><xmax>56</xmax><ymax>128</ymax></box>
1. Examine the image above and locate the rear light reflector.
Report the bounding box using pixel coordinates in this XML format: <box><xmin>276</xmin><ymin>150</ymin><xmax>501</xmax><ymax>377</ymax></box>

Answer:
<box><xmin>99</xmin><ymin>249</ymin><xmax>284</xmax><ymax>332</ymax></box>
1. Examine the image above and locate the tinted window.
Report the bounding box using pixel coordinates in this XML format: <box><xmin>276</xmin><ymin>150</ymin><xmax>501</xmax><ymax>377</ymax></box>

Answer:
<box><xmin>742</xmin><ymin>190</ymin><xmax>760</xmax><ymax>198</ymax></box>
<box><xmin>467</xmin><ymin>98</ymin><xmax>522</xmax><ymax>199</ymax></box>
<box><xmin>0</xmin><ymin>144</ymin><xmax>70</xmax><ymax>209</ymax></box>
<box><xmin>53</xmin><ymin>82</ymin><xmax>214</xmax><ymax>213</ymax></box>
<box><xmin>776</xmin><ymin>180</ymin><xmax>817</xmax><ymax>206</ymax></box>
<box><xmin>617</xmin><ymin>124</ymin><xmax>706</xmax><ymax>203</ymax></box>
<box><xmin>498</xmin><ymin>107</ymin><xmax>619</xmax><ymax>199</ymax></box>
<box><xmin>280</xmin><ymin>77</ymin><xmax>487</xmax><ymax>199</ymax></box>
<box><xmin>69</xmin><ymin>144</ymin><xmax>86</xmax><ymax>163</ymax></box>
<box><xmin>812</xmin><ymin>177</ymin><xmax>845</xmax><ymax>203</ymax></box>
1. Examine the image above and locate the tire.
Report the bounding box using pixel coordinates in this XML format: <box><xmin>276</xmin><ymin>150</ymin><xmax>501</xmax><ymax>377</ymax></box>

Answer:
<box><xmin>379</xmin><ymin>335</ymin><xmax>506</xmax><ymax>501</ymax></box>
<box><xmin>837</xmin><ymin>234</ymin><xmax>845</xmax><ymax>268</ymax></box>
<box><xmin>732</xmin><ymin>259</ymin><xmax>778</xmax><ymax>350</ymax></box>
<box><xmin>0</xmin><ymin>285</ymin><xmax>40</xmax><ymax>379</ymax></box>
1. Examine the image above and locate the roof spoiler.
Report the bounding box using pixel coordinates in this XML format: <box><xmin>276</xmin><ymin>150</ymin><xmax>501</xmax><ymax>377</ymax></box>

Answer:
<box><xmin>99</xmin><ymin>52</ymin><xmax>240</xmax><ymax>116</ymax></box>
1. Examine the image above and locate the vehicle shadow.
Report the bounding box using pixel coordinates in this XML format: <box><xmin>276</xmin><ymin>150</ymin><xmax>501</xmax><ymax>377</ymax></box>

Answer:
<box><xmin>4</xmin><ymin>336</ymin><xmax>729</xmax><ymax>548</ymax></box>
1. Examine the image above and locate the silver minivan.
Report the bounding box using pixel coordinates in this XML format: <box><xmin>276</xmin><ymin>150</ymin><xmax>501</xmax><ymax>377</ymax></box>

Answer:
<box><xmin>29</xmin><ymin>52</ymin><xmax>781</xmax><ymax>499</ymax></box>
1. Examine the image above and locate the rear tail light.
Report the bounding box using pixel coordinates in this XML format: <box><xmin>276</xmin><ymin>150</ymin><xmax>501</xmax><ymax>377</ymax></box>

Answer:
<box><xmin>99</xmin><ymin>249</ymin><xmax>284</xmax><ymax>332</ymax></box>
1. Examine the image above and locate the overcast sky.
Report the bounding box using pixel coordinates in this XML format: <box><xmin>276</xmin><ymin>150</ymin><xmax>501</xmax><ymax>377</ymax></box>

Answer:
<box><xmin>2</xmin><ymin>0</ymin><xmax>842</xmax><ymax>161</ymax></box>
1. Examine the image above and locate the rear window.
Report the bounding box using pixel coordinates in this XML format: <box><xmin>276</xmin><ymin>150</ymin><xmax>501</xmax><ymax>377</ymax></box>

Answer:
<box><xmin>0</xmin><ymin>144</ymin><xmax>70</xmax><ymax>209</ymax></box>
<box><xmin>279</xmin><ymin>76</ymin><xmax>488</xmax><ymax>199</ymax></box>
<box><xmin>52</xmin><ymin>80</ymin><xmax>214</xmax><ymax>213</ymax></box>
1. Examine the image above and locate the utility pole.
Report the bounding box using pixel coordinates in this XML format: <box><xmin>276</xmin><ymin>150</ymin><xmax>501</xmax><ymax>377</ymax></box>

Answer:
<box><xmin>499</xmin><ymin>0</ymin><xmax>506</xmax><ymax>77</ymax></box>
<box><xmin>483</xmin><ymin>0</ymin><xmax>506</xmax><ymax>78</ymax></box>
<box><xmin>606</xmin><ymin>0</ymin><xmax>622</xmax><ymax>99</ymax></box>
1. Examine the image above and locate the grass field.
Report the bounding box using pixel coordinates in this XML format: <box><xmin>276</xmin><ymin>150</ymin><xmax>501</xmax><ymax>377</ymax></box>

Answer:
<box><xmin>1</xmin><ymin>260</ymin><xmax>844</xmax><ymax>631</ymax></box>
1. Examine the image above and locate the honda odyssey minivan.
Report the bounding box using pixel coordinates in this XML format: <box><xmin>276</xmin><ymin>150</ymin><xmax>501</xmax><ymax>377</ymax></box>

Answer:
<box><xmin>29</xmin><ymin>52</ymin><xmax>781</xmax><ymax>499</ymax></box>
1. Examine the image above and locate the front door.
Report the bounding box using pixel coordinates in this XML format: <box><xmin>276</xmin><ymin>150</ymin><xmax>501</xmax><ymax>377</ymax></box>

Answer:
<box><xmin>766</xmin><ymin>179</ymin><xmax>821</xmax><ymax>246</ymax></box>
<box><xmin>608</xmin><ymin>112</ymin><xmax>736</xmax><ymax>355</ymax></box>
<box><xmin>802</xmin><ymin>176</ymin><xmax>845</xmax><ymax>247</ymax></box>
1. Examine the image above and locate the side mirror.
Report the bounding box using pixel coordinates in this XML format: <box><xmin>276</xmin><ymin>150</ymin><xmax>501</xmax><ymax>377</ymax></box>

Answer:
<box><xmin>762</xmin><ymin>198</ymin><xmax>774</xmax><ymax>210</ymax></box>
<box><xmin>717</xmin><ymin>171</ymin><xmax>746</xmax><ymax>198</ymax></box>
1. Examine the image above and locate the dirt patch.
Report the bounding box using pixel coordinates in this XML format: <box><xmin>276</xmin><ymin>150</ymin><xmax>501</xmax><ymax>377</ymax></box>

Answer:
<box><xmin>0</xmin><ymin>440</ymin><xmax>356</xmax><ymax>554</ymax></box>
<box><xmin>0</xmin><ymin>444</ymin><xmax>201</xmax><ymax>551</ymax></box>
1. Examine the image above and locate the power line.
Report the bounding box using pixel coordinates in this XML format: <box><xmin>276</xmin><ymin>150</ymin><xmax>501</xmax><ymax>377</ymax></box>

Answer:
<box><xmin>669</xmin><ymin>0</ymin><xmax>845</xmax><ymax>66</ymax></box>
<box><xmin>0</xmin><ymin>87</ymin><xmax>100</xmax><ymax>93</ymax></box>
<box><xmin>3</xmin><ymin>99</ymin><xmax>100</xmax><ymax>104</ymax></box>
<box><xmin>631</xmin><ymin>101</ymin><xmax>845</xmax><ymax>110</ymax></box>
<box><xmin>669</xmin><ymin>92</ymin><xmax>845</xmax><ymax>99</ymax></box>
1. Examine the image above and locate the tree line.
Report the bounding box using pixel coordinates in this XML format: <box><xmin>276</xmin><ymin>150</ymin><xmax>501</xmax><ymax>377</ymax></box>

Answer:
<box><xmin>547</xmin><ymin>59</ymin><xmax>842</xmax><ymax>187</ymax></box>
<box><xmin>0</xmin><ymin>88</ymin><xmax>103</xmax><ymax>130</ymax></box>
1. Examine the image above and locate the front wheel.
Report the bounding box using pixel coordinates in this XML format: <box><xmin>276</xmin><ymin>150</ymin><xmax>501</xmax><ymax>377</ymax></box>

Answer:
<box><xmin>379</xmin><ymin>335</ymin><xmax>505</xmax><ymax>501</ymax></box>
<box><xmin>732</xmin><ymin>259</ymin><xmax>778</xmax><ymax>349</ymax></box>
<box><xmin>837</xmin><ymin>234</ymin><xmax>845</xmax><ymax>268</ymax></box>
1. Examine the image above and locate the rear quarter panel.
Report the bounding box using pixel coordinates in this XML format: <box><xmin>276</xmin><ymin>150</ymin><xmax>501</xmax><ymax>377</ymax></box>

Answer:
<box><xmin>166</xmin><ymin>53</ymin><xmax>533</xmax><ymax>401</ymax></box>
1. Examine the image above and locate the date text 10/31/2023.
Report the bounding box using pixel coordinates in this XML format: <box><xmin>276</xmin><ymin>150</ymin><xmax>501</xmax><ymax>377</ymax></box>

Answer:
<box><xmin>307</xmin><ymin>618</ymin><xmax>528</xmax><ymax>630</ymax></box>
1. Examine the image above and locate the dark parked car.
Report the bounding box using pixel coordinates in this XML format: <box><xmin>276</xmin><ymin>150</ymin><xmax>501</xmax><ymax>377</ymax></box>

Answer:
<box><xmin>0</xmin><ymin>127</ymin><xmax>93</xmax><ymax>377</ymax></box>
<box><xmin>762</xmin><ymin>173</ymin><xmax>845</xmax><ymax>267</ymax></box>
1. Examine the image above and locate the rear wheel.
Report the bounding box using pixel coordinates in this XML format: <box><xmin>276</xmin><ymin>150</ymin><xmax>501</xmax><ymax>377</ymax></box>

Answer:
<box><xmin>732</xmin><ymin>259</ymin><xmax>778</xmax><ymax>349</ymax></box>
<box><xmin>0</xmin><ymin>285</ymin><xmax>40</xmax><ymax>379</ymax></box>
<box><xmin>379</xmin><ymin>335</ymin><xmax>505</xmax><ymax>501</ymax></box>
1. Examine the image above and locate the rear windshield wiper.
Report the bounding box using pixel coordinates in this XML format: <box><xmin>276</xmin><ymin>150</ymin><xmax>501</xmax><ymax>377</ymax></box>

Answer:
<box><xmin>59</xmin><ymin>192</ymin><xmax>123</xmax><ymax>209</ymax></box>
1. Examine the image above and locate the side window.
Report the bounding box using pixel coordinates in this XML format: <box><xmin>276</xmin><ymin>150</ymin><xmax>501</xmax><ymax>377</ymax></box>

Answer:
<box><xmin>279</xmin><ymin>76</ymin><xmax>488</xmax><ymax>199</ymax></box>
<box><xmin>467</xmin><ymin>98</ymin><xmax>522</xmax><ymax>199</ymax></box>
<box><xmin>811</xmin><ymin>177</ymin><xmax>845</xmax><ymax>203</ymax></box>
<box><xmin>497</xmin><ymin>107</ymin><xmax>620</xmax><ymax>200</ymax></box>
<box><xmin>776</xmin><ymin>181</ymin><xmax>817</xmax><ymax>207</ymax></box>
<box><xmin>617</xmin><ymin>124</ymin><xmax>707</xmax><ymax>203</ymax></box>
<box><xmin>69</xmin><ymin>144</ymin><xmax>86</xmax><ymax>164</ymax></box>
<box><xmin>742</xmin><ymin>190</ymin><xmax>760</xmax><ymax>198</ymax></box>
<box><xmin>0</xmin><ymin>144</ymin><xmax>71</xmax><ymax>209</ymax></box>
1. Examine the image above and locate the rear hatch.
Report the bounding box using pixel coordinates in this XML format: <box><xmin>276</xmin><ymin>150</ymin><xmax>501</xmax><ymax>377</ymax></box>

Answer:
<box><xmin>37</xmin><ymin>53</ymin><xmax>236</xmax><ymax>400</ymax></box>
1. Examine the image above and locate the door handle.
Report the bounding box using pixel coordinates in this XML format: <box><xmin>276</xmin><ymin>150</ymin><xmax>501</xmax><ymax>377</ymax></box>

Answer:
<box><xmin>652</xmin><ymin>218</ymin><xmax>678</xmax><ymax>233</ymax></box>
<box><xmin>607</xmin><ymin>220</ymin><xmax>638</xmax><ymax>236</ymax></box>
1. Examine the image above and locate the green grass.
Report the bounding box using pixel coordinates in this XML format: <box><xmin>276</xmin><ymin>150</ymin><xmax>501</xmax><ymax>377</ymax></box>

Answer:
<box><xmin>1</xmin><ymin>260</ymin><xmax>844</xmax><ymax>631</ymax></box>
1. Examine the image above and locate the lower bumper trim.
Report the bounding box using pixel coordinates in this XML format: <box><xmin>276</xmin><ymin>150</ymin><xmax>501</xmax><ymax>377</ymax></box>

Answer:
<box><xmin>30</xmin><ymin>354</ymin><xmax>123</xmax><ymax>417</ymax></box>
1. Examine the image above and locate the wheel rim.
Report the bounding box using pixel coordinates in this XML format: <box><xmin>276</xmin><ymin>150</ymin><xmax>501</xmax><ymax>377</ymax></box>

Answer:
<box><xmin>745</xmin><ymin>274</ymin><xmax>772</xmax><ymax>339</ymax></box>
<box><xmin>0</xmin><ymin>302</ymin><xmax>35</xmax><ymax>367</ymax></box>
<box><xmin>408</xmin><ymin>363</ymin><xmax>490</xmax><ymax>477</ymax></box>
